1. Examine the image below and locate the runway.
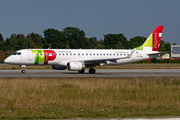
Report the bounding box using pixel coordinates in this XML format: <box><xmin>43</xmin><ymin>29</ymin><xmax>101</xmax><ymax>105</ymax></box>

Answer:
<box><xmin>0</xmin><ymin>69</ymin><xmax>180</xmax><ymax>78</ymax></box>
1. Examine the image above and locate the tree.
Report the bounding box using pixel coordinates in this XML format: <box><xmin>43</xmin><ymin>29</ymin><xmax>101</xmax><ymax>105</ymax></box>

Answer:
<box><xmin>0</xmin><ymin>33</ymin><xmax>4</xmax><ymax>51</ymax></box>
<box><xmin>103</xmin><ymin>33</ymin><xmax>129</xmax><ymax>49</ymax></box>
<box><xmin>0</xmin><ymin>33</ymin><xmax>4</xmax><ymax>41</ymax></box>
<box><xmin>96</xmin><ymin>44</ymin><xmax>105</xmax><ymax>49</ymax></box>
<box><xmin>16</xmin><ymin>37</ymin><xmax>27</xmax><ymax>50</ymax></box>
<box><xmin>4</xmin><ymin>38</ymin><xmax>17</xmax><ymax>51</ymax></box>
<box><xmin>26</xmin><ymin>33</ymin><xmax>42</xmax><ymax>48</ymax></box>
<box><xmin>43</xmin><ymin>28</ymin><xmax>66</xmax><ymax>49</ymax></box>
<box><xmin>87</xmin><ymin>38</ymin><xmax>95</xmax><ymax>49</ymax></box>
<box><xmin>99</xmin><ymin>39</ymin><xmax>104</xmax><ymax>44</ymax></box>
<box><xmin>63</xmin><ymin>27</ymin><xmax>89</xmax><ymax>49</ymax></box>
<box><xmin>159</xmin><ymin>40</ymin><xmax>171</xmax><ymax>51</ymax></box>
<box><xmin>129</xmin><ymin>36</ymin><xmax>146</xmax><ymax>49</ymax></box>
<box><xmin>27</xmin><ymin>38</ymin><xmax>37</xmax><ymax>48</ymax></box>
<box><xmin>164</xmin><ymin>42</ymin><xmax>171</xmax><ymax>51</ymax></box>
<box><xmin>115</xmin><ymin>41</ymin><xmax>124</xmax><ymax>49</ymax></box>
<box><xmin>89</xmin><ymin>37</ymin><xmax>99</xmax><ymax>47</ymax></box>
<box><xmin>159</xmin><ymin>40</ymin><xmax>166</xmax><ymax>51</ymax></box>
<box><xmin>0</xmin><ymin>41</ymin><xmax>4</xmax><ymax>51</ymax></box>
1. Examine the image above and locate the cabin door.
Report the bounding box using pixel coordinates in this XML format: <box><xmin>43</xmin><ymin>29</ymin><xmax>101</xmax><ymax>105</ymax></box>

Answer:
<box><xmin>28</xmin><ymin>50</ymin><xmax>33</xmax><ymax>60</ymax></box>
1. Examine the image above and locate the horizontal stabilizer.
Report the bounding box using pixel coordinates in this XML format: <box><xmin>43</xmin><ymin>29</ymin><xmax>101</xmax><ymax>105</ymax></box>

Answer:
<box><xmin>147</xmin><ymin>51</ymin><xmax>171</xmax><ymax>56</ymax></box>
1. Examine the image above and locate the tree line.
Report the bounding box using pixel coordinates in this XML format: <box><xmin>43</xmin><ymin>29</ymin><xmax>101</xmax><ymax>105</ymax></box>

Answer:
<box><xmin>0</xmin><ymin>27</ymin><xmax>172</xmax><ymax>52</ymax></box>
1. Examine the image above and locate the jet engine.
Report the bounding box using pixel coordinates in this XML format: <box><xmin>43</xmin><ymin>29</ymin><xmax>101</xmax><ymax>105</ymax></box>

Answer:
<box><xmin>52</xmin><ymin>65</ymin><xmax>66</xmax><ymax>70</ymax></box>
<box><xmin>67</xmin><ymin>62</ymin><xmax>85</xmax><ymax>71</ymax></box>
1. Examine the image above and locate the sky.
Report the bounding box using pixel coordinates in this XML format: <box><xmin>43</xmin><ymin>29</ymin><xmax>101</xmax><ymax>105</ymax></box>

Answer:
<box><xmin>0</xmin><ymin>0</ymin><xmax>180</xmax><ymax>44</ymax></box>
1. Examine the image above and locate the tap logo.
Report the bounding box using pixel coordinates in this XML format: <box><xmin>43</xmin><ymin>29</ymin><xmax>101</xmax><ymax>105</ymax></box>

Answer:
<box><xmin>152</xmin><ymin>26</ymin><xmax>163</xmax><ymax>51</ymax></box>
<box><xmin>31</xmin><ymin>50</ymin><xmax>56</xmax><ymax>64</ymax></box>
<box><xmin>153</xmin><ymin>32</ymin><xmax>158</xmax><ymax>49</ymax></box>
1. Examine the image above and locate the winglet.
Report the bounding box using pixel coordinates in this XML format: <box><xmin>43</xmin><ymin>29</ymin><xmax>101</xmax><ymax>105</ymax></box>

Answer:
<box><xmin>129</xmin><ymin>49</ymin><xmax>135</xmax><ymax>58</ymax></box>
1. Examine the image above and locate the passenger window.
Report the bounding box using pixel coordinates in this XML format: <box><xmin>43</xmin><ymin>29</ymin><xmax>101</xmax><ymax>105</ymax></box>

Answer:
<box><xmin>86</xmin><ymin>54</ymin><xmax>88</xmax><ymax>55</ymax></box>
<box><xmin>66</xmin><ymin>54</ymin><xmax>68</xmax><ymax>55</ymax></box>
<box><xmin>93</xmin><ymin>54</ymin><xmax>95</xmax><ymax>56</ymax></box>
<box><xmin>59</xmin><ymin>54</ymin><xmax>61</xmax><ymax>55</ymax></box>
<box><xmin>110</xmin><ymin>54</ymin><xmax>111</xmax><ymax>56</ymax></box>
<box><xmin>124</xmin><ymin>54</ymin><xmax>126</xmax><ymax>56</ymax></box>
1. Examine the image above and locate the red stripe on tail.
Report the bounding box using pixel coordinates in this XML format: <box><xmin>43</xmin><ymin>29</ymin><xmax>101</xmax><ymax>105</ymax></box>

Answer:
<box><xmin>152</xmin><ymin>26</ymin><xmax>164</xmax><ymax>51</ymax></box>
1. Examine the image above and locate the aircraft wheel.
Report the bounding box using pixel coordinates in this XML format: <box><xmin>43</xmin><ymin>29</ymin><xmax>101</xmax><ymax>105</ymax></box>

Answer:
<box><xmin>21</xmin><ymin>70</ymin><xmax>26</xmax><ymax>74</ymax></box>
<box><xmin>89</xmin><ymin>69</ymin><xmax>96</xmax><ymax>74</ymax></box>
<box><xmin>78</xmin><ymin>69</ymin><xmax>85</xmax><ymax>73</ymax></box>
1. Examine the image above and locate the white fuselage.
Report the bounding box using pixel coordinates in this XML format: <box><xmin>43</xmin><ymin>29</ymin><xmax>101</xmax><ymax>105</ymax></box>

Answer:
<box><xmin>4</xmin><ymin>49</ymin><xmax>151</xmax><ymax>67</ymax></box>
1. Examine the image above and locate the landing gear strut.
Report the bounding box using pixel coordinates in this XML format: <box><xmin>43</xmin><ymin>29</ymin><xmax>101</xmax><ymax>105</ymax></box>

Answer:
<box><xmin>20</xmin><ymin>65</ymin><xmax>26</xmax><ymax>73</ymax></box>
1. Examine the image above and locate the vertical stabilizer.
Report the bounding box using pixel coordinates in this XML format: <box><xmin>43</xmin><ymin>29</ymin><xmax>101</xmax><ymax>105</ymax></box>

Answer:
<box><xmin>136</xmin><ymin>26</ymin><xmax>164</xmax><ymax>51</ymax></box>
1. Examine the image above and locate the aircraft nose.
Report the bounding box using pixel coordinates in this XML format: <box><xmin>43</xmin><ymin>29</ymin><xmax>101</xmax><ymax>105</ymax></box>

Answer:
<box><xmin>4</xmin><ymin>57</ymin><xmax>11</xmax><ymax>63</ymax></box>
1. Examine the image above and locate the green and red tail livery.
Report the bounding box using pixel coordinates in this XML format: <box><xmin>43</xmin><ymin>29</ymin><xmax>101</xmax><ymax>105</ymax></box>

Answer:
<box><xmin>136</xmin><ymin>26</ymin><xmax>163</xmax><ymax>51</ymax></box>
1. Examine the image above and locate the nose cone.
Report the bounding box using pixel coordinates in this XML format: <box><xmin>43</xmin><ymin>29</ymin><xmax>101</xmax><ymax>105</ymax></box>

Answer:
<box><xmin>4</xmin><ymin>57</ymin><xmax>11</xmax><ymax>63</ymax></box>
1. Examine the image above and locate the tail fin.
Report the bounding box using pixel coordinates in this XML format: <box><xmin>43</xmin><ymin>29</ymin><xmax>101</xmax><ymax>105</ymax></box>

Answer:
<box><xmin>136</xmin><ymin>26</ymin><xmax>164</xmax><ymax>51</ymax></box>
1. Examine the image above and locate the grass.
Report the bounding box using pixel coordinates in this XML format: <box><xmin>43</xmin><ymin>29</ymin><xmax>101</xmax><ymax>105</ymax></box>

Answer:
<box><xmin>0</xmin><ymin>77</ymin><xmax>180</xmax><ymax>119</ymax></box>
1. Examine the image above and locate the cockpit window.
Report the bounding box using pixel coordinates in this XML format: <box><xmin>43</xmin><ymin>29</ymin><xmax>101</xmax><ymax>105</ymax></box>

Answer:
<box><xmin>17</xmin><ymin>52</ymin><xmax>21</xmax><ymax>55</ymax></box>
<box><xmin>12</xmin><ymin>52</ymin><xmax>17</xmax><ymax>55</ymax></box>
<box><xmin>12</xmin><ymin>52</ymin><xmax>21</xmax><ymax>55</ymax></box>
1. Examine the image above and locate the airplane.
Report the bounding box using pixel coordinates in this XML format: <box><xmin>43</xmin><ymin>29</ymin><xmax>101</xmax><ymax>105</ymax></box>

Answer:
<box><xmin>4</xmin><ymin>26</ymin><xmax>164</xmax><ymax>74</ymax></box>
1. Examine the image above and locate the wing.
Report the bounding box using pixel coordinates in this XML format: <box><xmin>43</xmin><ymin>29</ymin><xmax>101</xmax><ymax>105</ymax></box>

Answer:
<box><xmin>83</xmin><ymin>49</ymin><xmax>135</xmax><ymax>65</ymax></box>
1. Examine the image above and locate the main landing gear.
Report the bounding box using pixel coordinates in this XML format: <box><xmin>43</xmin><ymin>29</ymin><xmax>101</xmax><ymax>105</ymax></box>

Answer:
<box><xmin>78</xmin><ymin>68</ymin><xmax>96</xmax><ymax>74</ymax></box>
<box><xmin>89</xmin><ymin>68</ymin><xmax>96</xmax><ymax>74</ymax></box>
<box><xmin>20</xmin><ymin>65</ymin><xmax>26</xmax><ymax>73</ymax></box>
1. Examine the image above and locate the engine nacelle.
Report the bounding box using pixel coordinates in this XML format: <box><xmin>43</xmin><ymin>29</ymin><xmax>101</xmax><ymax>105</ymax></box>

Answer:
<box><xmin>67</xmin><ymin>62</ymin><xmax>85</xmax><ymax>71</ymax></box>
<box><xmin>52</xmin><ymin>65</ymin><xmax>66</xmax><ymax>70</ymax></box>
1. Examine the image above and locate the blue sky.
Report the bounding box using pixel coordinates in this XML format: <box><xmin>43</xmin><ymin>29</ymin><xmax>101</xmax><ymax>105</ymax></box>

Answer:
<box><xmin>0</xmin><ymin>0</ymin><xmax>180</xmax><ymax>44</ymax></box>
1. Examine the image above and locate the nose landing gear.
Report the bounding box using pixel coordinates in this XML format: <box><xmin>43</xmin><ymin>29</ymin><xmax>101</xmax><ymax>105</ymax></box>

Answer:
<box><xmin>20</xmin><ymin>65</ymin><xmax>26</xmax><ymax>73</ymax></box>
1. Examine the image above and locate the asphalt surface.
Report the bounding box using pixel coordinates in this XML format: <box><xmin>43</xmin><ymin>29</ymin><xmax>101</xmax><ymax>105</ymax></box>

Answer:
<box><xmin>0</xmin><ymin>69</ymin><xmax>180</xmax><ymax>78</ymax></box>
